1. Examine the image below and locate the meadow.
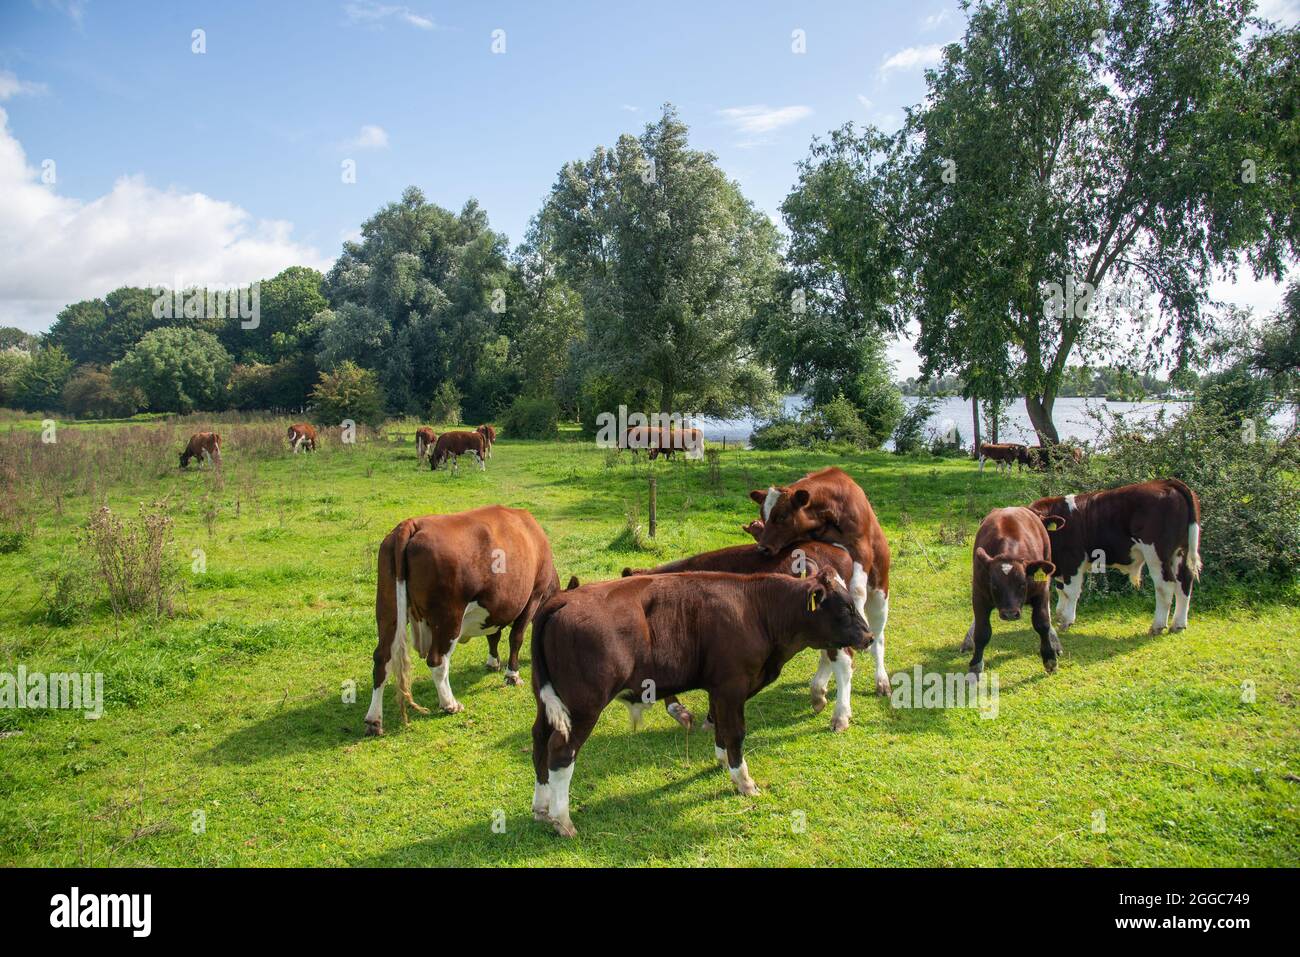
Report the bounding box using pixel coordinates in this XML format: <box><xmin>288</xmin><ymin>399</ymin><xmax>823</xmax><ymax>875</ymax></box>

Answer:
<box><xmin>0</xmin><ymin>415</ymin><xmax>1296</xmax><ymax>867</ymax></box>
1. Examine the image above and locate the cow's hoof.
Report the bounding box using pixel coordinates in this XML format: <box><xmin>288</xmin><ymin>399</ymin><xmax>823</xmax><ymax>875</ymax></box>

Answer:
<box><xmin>551</xmin><ymin>817</ymin><xmax>577</xmax><ymax>838</ymax></box>
<box><xmin>830</xmin><ymin>713</ymin><xmax>850</xmax><ymax>733</ymax></box>
<box><xmin>735</xmin><ymin>780</ymin><xmax>760</xmax><ymax>797</ymax></box>
<box><xmin>532</xmin><ymin>808</ymin><xmax>550</xmax><ymax>822</ymax></box>
<box><xmin>667</xmin><ymin>704</ymin><xmax>694</xmax><ymax>730</ymax></box>
<box><xmin>1170</xmin><ymin>623</ymin><xmax>1187</xmax><ymax>633</ymax></box>
<box><xmin>875</xmin><ymin>675</ymin><xmax>892</xmax><ymax>696</ymax></box>
<box><xmin>485</xmin><ymin>656</ymin><xmax>501</xmax><ymax>671</ymax></box>
<box><xmin>810</xmin><ymin>692</ymin><xmax>828</xmax><ymax>713</ymax></box>
<box><xmin>1043</xmin><ymin>657</ymin><xmax>1058</xmax><ymax>674</ymax></box>
<box><xmin>503</xmin><ymin>672</ymin><xmax>523</xmax><ymax>687</ymax></box>
<box><xmin>364</xmin><ymin>720</ymin><xmax>383</xmax><ymax>737</ymax></box>
<box><xmin>1148</xmin><ymin>625</ymin><xmax>1165</xmax><ymax>636</ymax></box>
<box><xmin>441</xmin><ymin>701</ymin><xmax>464</xmax><ymax>714</ymax></box>
<box><xmin>960</xmin><ymin>636</ymin><xmax>974</xmax><ymax>652</ymax></box>
<box><xmin>965</xmin><ymin>671</ymin><xmax>981</xmax><ymax>687</ymax></box>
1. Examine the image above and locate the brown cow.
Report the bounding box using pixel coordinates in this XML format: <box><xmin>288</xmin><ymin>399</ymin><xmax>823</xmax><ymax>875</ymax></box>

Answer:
<box><xmin>622</xmin><ymin>538</ymin><xmax>860</xmax><ymax>730</ymax></box>
<box><xmin>365</xmin><ymin>505</ymin><xmax>560</xmax><ymax>734</ymax></box>
<box><xmin>179</xmin><ymin>431</ymin><xmax>221</xmax><ymax>469</ymax></box>
<box><xmin>288</xmin><ymin>422</ymin><xmax>317</xmax><ymax>453</ymax></box>
<box><xmin>961</xmin><ymin>507</ymin><xmax>1062</xmax><ymax>676</ymax></box>
<box><xmin>1024</xmin><ymin>444</ymin><xmax>1084</xmax><ymax>469</ymax></box>
<box><xmin>978</xmin><ymin>442</ymin><xmax>1026</xmax><ymax>474</ymax></box>
<box><xmin>622</xmin><ymin>425</ymin><xmax>704</xmax><ymax>460</ymax></box>
<box><xmin>431</xmin><ymin>430</ymin><xmax>487</xmax><ymax>471</ymax></box>
<box><xmin>475</xmin><ymin>424</ymin><xmax>497</xmax><ymax>459</ymax></box>
<box><xmin>529</xmin><ymin>568</ymin><xmax>873</xmax><ymax>836</ymax></box>
<box><xmin>749</xmin><ymin>466</ymin><xmax>893</xmax><ymax>695</ymax></box>
<box><xmin>415</xmin><ymin>427</ymin><xmax>438</xmax><ymax>463</ymax></box>
<box><xmin>1029</xmin><ymin>479</ymin><xmax>1201</xmax><ymax>635</ymax></box>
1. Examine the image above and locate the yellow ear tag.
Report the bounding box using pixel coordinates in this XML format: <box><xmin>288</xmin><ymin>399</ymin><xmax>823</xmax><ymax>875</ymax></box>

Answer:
<box><xmin>1046</xmin><ymin>521</ymin><xmax>1059</xmax><ymax>531</ymax></box>
<box><xmin>808</xmin><ymin>592</ymin><xmax>818</xmax><ymax>611</ymax></box>
<box><xmin>1032</xmin><ymin>569</ymin><xmax>1049</xmax><ymax>583</ymax></box>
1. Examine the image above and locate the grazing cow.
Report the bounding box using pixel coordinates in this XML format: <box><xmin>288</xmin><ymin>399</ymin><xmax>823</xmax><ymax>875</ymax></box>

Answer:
<box><xmin>622</xmin><ymin>425</ymin><xmax>704</xmax><ymax>460</ymax></box>
<box><xmin>431</xmin><ymin>430</ymin><xmax>487</xmax><ymax>471</ymax></box>
<box><xmin>179</xmin><ymin>432</ymin><xmax>221</xmax><ymax>469</ymax></box>
<box><xmin>1024</xmin><ymin>444</ymin><xmax>1084</xmax><ymax>469</ymax></box>
<box><xmin>961</xmin><ymin>507</ymin><xmax>1062</xmax><ymax>676</ymax></box>
<box><xmin>415</xmin><ymin>427</ymin><xmax>438</xmax><ymax>463</ymax></box>
<box><xmin>749</xmin><ymin>466</ymin><xmax>893</xmax><ymax>695</ymax></box>
<box><xmin>475</xmin><ymin>424</ymin><xmax>497</xmax><ymax>459</ymax></box>
<box><xmin>288</xmin><ymin>422</ymin><xmax>317</xmax><ymax>453</ymax></box>
<box><xmin>366</xmin><ymin>505</ymin><xmax>560</xmax><ymax>735</ymax></box>
<box><xmin>978</xmin><ymin>442</ymin><xmax>1026</xmax><ymax>474</ymax></box>
<box><xmin>623</xmin><ymin>538</ymin><xmax>860</xmax><ymax>730</ymax></box>
<box><xmin>1029</xmin><ymin>478</ymin><xmax>1201</xmax><ymax>635</ymax></box>
<box><xmin>529</xmin><ymin>568</ymin><xmax>873</xmax><ymax>836</ymax></box>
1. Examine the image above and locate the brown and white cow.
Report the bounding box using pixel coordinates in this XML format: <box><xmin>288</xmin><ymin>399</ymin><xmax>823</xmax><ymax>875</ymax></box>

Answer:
<box><xmin>622</xmin><ymin>425</ymin><xmax>704</xmax><ymax>460</ymax></box>
<box><xmin>961</xmin><ymin>507</ymin><xmax>1062</xmax><ymax>676</ymax></box>
<box><xmin>749</xmin><ymin>466</ymin><xmax>893</xmax><ymax>695</ymax></box>
<box><xmin>475</xmin><ymin>424</ymin><xmax>497</xmax><ymax>459</ymax></box>
<box><xmin>179</xmin><ymin>431</ymin><xmax>221</xmax><ymax>469</ymax></box>
<box><xmin>415</xmin><ymin>427</ymin><xmax>438</xmax><ymax>463</ymax></box>
<box><xmin>529</xmin><ymin>568</ymin><xmax>873</xmax><ymax>836</ymax></box>
<box><xmin>623</xmin><ymin>538</ymin><xmax>860</xmax><ymax>730</ymax></box>
<box><xmin>366</xmin><ymin>505</ymin><xmax>560</xmax><ymax>734</ymax></box>
<box><xmin>1029</xmin><ymin>478</ymin><xmax>1201</xmax><ymax>635</ymax></box>
<box><xmin>288</xmin><ymin>422</ymin><xmax>317</xmax><ymax>453</ymax></box>
<box><xmin>978</xmin><ymin>442</ymin><xmax>1026</xmax><ymax>474</ymax></box>
<box><xmin>431</xmin><ymin>430</ymin><xmax>487</xmax><ymax>471</ymax></box>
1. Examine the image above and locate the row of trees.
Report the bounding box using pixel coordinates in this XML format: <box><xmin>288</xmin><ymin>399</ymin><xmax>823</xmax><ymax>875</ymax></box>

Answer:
<box><xmin>3</xmin><ymin>1</ymin><xmax>1297</xmax><ymax>445</ymax></box>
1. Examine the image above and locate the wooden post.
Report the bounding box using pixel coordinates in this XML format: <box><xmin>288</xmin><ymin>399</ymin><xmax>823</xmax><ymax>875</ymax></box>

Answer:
<box><xmin>648</xmin><ymin>475</ymin><xmax>657</xmax><ymax>539</ymax></box>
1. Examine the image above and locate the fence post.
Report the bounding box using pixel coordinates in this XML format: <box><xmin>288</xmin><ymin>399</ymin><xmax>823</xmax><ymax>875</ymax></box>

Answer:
<box><xmin>648</xmin><ymin>474</ymin><xmax>657</xmax><ymax>539</ymax></box>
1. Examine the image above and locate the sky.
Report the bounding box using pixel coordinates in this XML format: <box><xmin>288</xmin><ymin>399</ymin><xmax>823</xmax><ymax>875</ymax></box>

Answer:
<box><xmin>1</xmin><ymin>0</ymin><xmax>1296</xmax><ymax>378</ymax></box>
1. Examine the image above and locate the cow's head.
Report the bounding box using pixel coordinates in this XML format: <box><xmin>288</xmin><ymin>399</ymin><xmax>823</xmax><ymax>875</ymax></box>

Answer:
<box><xmin>749</xmin><ymin>485</ymin><xmax>833</xmax><ymax>555</ymax></box>
<box><xmin>975</xmin><ymin>547</ymin><xmax>1055</xmax><ymax>621</ymax></box>
<box><xmin>803</xmin><ymin>567</ymin><xmax>874</xmax><ymax>650</ymax></box>
<box><xmin>179</xmin><ymin>449</ymin><xmax>192</xmax><ymax>469</ymax></box>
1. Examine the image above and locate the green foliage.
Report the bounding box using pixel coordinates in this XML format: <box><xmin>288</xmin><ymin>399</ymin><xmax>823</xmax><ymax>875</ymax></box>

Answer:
<box><xmin>227</xmin><ymin>357</ymin><xmax>316</xmax><ymax>411</ymax></box>
<box><xmin>893</xmin><ymin>396</ymin><xmax>937</xmax><ymax>455</ymax></box>
<box><xmin>0</xmin><ymin>348</ymin><xmax>32</xmax><ymax>407</ymax></box>
<box><xmin>428</xmin><ymin>381</ymin><xmax>463</xmax><ymax>426</ymax></box>
<box><xmin>61</xmin><ymin>366</ymin><xmax>138</xmax><ymax>419</ymax></box>
<box><xmin>309</xmin><ymin>361</ymin><xmax>386</xmax><ymax>427</ymax></box>
<box><xmin>752</xmin><ymin>394</ymin><xmax>890</xmax><ymax>450</ymax></box>
<box><xmin>15</xmin><ymin>345</ymin><xmax>73</xmax><ymax>412</ymax></box>
<box><xmin>499</xmin><ymin>395</ymin><xmax>560</xmax><ymax>439</ymax></box>
<box><xmin>1196</xmin><ymin>362</ymin><xmax>1275</xmax><ymax>427</ymax></box>
<box><xmin>42</xmin><ymin>550</ymin><xmax>98</xmax><ymax>626</ymax></box>
<box><xmin>111</xmin><ymin>327</ymin><xmax>232</xmax><ymax>413</ymax></box>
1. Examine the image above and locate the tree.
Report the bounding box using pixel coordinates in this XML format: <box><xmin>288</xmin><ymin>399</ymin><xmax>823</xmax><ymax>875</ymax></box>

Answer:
<box><xmin>0</xmin><ymin>349</ymin><xmax>31</xmax><ymax>408</ymax></box>
<box><xmin>111</xmin><ymin>327</ymin><xmax>232</xmax><ymax>413</ymax></box>
<box><xmin>232</xmin><ymin>266</ymin><xmax>329</xmax><ymax>364</ymax></box>
<box><xmin>541</xmin><ymin>105</ymin><xmax>781</xmax><ymax>417</ymax></box>
<box><xmin>62</xmin><ymin>366</ymin><xmax>138</xmax><ymax>418</ymax></box>
<box><xmin>16</xmin><ymin>346</ymin><xmax>73</xmax><ymax>411</ymax></box>
<box><xmin>309</xmin><ymin>361</ymin><xmax>385</xmax><ymax>427</ymax></box>
<box><xmin>1254</xmin><ymin>279</ymin><xmax>1300</xmax><ymax>404</ymax></box>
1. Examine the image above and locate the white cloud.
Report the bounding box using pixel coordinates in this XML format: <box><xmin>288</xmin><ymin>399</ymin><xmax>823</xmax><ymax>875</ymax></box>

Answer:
<box><xmin>0</xmin><ymin>70</ymin><xmax>48</xmax><ymax>101</ymax></box>
<box><xmin>620</xmin><ymin>104</ymin><xmax>640</xmax><ymax>112</ymax></box>
<box><xmin>343</xmin><ymin>2</ymin><xmax>435</xmax><ymax>30</ymax></box>
<box><xmin>346</xmin><ymin>124</ymin><xmax>389</xmax><ymax>150</ymax></box>
<box><xmin>717</xmin><ymin>104</ymin><xmax>813</xmax><ymax>146</ymax></box>
<box><xmin>920</xmin><ymin>9</ymin><xmax>955</xmax><ymax>31</ymax></box>
<box><xmin>879</xmin><ymin>43</ymin><xmax>945</xmax><ymax>76</ymax></box>
<box><xmin>856</xmin><ymin>94</ymin><xmax>873</xmax><ymax>111</ymax></box>
<box><xmin>1254</xmin><ymin>0</ymin><xmax>1300</xmax><ymax>27</ymax></box>
<box><xmin>0</xmin><ymin>101</ymin><xmax>328</xmax><ymax>333</ymax></box>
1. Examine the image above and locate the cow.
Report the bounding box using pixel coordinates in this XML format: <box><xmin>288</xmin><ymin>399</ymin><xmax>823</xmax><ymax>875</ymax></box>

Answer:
<box><xmin>365</xmin><ymin>505</ymin><xmax>560</xmax><ymax>735</ymax></box>
<box><xmin>622</xmin><ymin>538</ymin><xmax>860</xmax><ymax>731</ymax></box>
<box><xmin>1028</xmin><ymin>478</ymin><xmax>1201</xmax><ymax>635</ymax></box>
<box><xmin>748</xmin><ymin>466</ymin><xmax>893</xmax><ymax>696</ymax></box>
<box><xmin>528</xmin><ymin>567</ymin><xmax>873</xmax><ymax>836</ymax></box>
<box><xmin>288</xmin><ymin>423</ymin><xmax>317</xmax><ymax>453</ymax></box>
<box><xmin>622</xmin><ymin>425</ymin><xmax>704</xmax><ymax>460</ymax></box>
<box><xmin>960</xmin><ymin>507</ymin><xmax>1062</xmax><ymax>677</ymax></box>
<box><xmin>741</xmin><ymin>519</ymin><xmax>765</xmax><ymax>541</ymax></box>
<box><xmin>179</xmin><ymin>432</ymin><xmax>221</xmax><ymax>469</ymax></box>
<box><xmin>431</xmin><ymin>430</ymin><xmax>487</xmax><ymax>471</ymax></box>
<box><xmin>1024</xmin><ymin>444</ymin><xmax>1084</xmax><ymax>470</ymax></box>
<box><xmin>415</xmin><ymin>427</ymin><xmax>438</xmax><ymax>463</ymax></box>
<box><xmin>475</xmin><ymin>424</ymin><xmax>497</xmax><ymax>459</ymax></box>
<box><xmin>978</xmin><ymin>442</ymin><xmax>1026</xmax><ymax>474</ymax></box>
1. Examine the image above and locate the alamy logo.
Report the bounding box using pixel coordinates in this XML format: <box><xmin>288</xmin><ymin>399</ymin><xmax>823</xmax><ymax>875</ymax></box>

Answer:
<box><xmin>1</xmin><ymin>667</ymin><xmax>103</xmax><ymax>719</ymax></box>
<box><xmin>151</xmin><ymin>279</ymin><xmax>260</xmax><ymax>330</ymax></box>
<box><xmin>594</xmin><ymin>405</ymin><xmax>704</xmax><ymax>459</ymax></box>
<box><xmin>889</xmin><ymin>666</ymin><xmax>999</xmax><ymax>719</ymax></box>
<box><xmin>50</xmin><ymin>887</ymin><xmax>151</xmax><ymax>937</ymax></box>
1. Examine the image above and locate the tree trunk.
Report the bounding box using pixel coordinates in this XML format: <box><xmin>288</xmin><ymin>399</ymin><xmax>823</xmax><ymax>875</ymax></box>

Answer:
<box><xmin>990</xmin><ymin>401</ymin><xmax>1000</xmax><ymax>444</ymax></box>
<box><xmin>971</xmin><ymin>395</ymin><xmax>981</xmax><ymax>458</ymax></box>
<box><xmin>659</xmin><ymin>380</ymin><xmax>675</xmax><ymax>417</ymax></box>
<box><xmin>1025</xmin><ymin>394</ymin><xmax>1060</xmax><ymax>445</ymax></box>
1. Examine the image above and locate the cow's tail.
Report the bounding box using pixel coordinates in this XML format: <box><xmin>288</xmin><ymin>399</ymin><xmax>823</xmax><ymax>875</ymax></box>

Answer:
<box><xmin>1168</xmin><ymin>478</ymin><xmax>1202</xmax><ymax>580</ymax></box>
<box><xmin>384</xmin><ymin>520</ymin><xmax>429</xmax><ymax>725</ymax></box>
<box><xmin>530</xmin><ymin>600</ymin><xmax>570</xmax><ymax>740</ymax></box>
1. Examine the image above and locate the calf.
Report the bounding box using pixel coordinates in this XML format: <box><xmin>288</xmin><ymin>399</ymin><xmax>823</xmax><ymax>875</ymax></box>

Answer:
<box><xmin>623</xmin><ymin>538</ymin><xmax>860</xmax><ymax>730</ymax></box>
<box><xmin>415</xmin><ymin>427</ymin><xmax>438</xmax><ymax>463</ymax></box>
<box><xmin>179</xmin><ymin>431</ymin><xmax>221</xmax><ymax>469</ymax></box>
<box><xmin>288</xmin><ymin>422</ymin><xmax>317</xmax><ymax>453</ymax></box>
<box><xmin>431</xmin><ymin>430</ymin><xmax>487</xmax><ymax>471</ymax></box>
<box><xmin>475</xmin><ymin>424</ymin><xmax>497</xmax><ymax>459</ymax></box>
<box><xmin>749</xmin><ymin>466</ymin><xmax>893</xmax><ymax>695</ymax></box>
<box><xmin>978</xmin><ymin>442</ymin><xmax>1025</xmax><ymax>474</ymax></box>
<box><xmin>529</xmin><ymin>568</ymin><xmax>873</xmax><ymax>836</ymax></box>
<box><xmin>1029</xmin><ymin>478</ymin><xmax>1201</xmax><ymax>635</ymax></box>
<box><xmin>366</xmin><ymin>505</ymin><xmax>560</xmax><ymax>734</ymax></box>
<box><xmin>961</xmin><ymin>507</ymin><xmax>1062</xmax><ymax>676</ymax></box>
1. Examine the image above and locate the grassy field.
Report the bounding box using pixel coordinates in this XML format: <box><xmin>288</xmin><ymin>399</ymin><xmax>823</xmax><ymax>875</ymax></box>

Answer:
<box><xmin>0</xmin><ymin>416</ymin><xmax>1297</xmax><ymax>867</ymax></box>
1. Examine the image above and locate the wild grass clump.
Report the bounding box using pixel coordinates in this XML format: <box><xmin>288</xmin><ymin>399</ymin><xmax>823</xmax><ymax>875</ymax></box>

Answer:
<box><xmin>83</xmin><ymin>501</ymin><xmax>179</xmax><ymax>618</ymax></box>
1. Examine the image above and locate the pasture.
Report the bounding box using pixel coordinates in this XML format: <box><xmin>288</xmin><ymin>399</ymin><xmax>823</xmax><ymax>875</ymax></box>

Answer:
<box><xmin>0</xmin><ymin>416</ymin><xmax>1296</xmax><ymax>867</ymax></box>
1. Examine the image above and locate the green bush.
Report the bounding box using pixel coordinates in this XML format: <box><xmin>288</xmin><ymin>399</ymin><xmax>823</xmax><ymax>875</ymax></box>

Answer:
<box><xmin>43</xmin><ymin>550</ymin><xmax>98</xmax><ymax>626</ymax></box>
<box><xmin>750</xmin><ymin>415</ymin><xmax>814</xmax><ymax>450</ymax></box>
<box><xmin>310</xmin><ymin>361</ymin><xmax>386</xmax><ymax>427</ymax></box>
<box><xmin>892</xmin><ymin>396</ymin><xmax>937</xmax><ymax>454</ymax></box>
<box><xmin>111</xmin><ymin>328</ymin><xmax>232</xmax><ymax>413</ymax></box>
<box><xmin>500</xmin><ymin>395</ymin><xmax>559</xmax><ymax>438</ymax></box>
<box><xmin>751</xmin><ymin>394</ymin><xmax>884</xmax><ymax>450</ymax></box>
<box><xmin>428</xmin><ymin>381</ymin><xmax>463</xmax><ymax>426</ymax></box>
<box><xmin>61</xmin><ymin>366</ymin><xmax>138</xmax><ymax>418</ymax></box>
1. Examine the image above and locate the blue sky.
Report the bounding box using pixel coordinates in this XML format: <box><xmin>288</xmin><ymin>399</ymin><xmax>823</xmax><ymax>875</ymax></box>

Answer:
<box><xmin>1</xmin><ymin>0</ymin><xmax>1295</xmax><ymax>376</ymax></box>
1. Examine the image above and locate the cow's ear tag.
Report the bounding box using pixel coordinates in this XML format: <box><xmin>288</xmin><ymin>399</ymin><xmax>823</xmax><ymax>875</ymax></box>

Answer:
<box><xmin>1032</xmin><ymin>569</ymin><xmax>1049</xmax><ymax>583</ymax></box>
<box><xmin>808</xmin><ymin>592</ymin><xmax>818</xmax><ymax>611</ymax></box>
<box><xmin>1046</xmin><ymin>521</ymin><xmax>1059</xmax><ymax>531</ymax></box>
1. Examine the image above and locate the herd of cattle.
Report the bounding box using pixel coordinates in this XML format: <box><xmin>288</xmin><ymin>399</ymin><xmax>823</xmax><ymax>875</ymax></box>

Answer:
<box><xmin>176</xmin><ymin>423</ymin><xmax>1201</xmax><ymax>837</ymax></box>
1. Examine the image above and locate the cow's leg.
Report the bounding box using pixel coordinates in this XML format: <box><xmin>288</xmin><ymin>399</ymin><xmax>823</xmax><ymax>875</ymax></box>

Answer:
<box><xmin>866</xmin><ymin>586</ymin><xmax>890</xmax><ymax>695</ymax></box>
<box><xmin>485</xmin><ymin>629</ymin><xmax>502</xmax><ymax>671</ymax></box>
<box><xmin>829</xmin><ymin>648</ymin><xmax>854</xmax><ymax>732</ymax></box>
<box><xmin>1139</xmin><ymin>542</ymin><xmax>1176</xmax><ymax>635</ymax></box>
<box><xmin>662</xmin><ymin>694</ymin><xmax>693</xmax><ymax>729</ymax></box>
<box><xmin>1055</xmin><ymin>561</ymin><xmax>1087</xmax><ymax>631</ymax></box>
<box><xmin>960</xmin><ymin>620</ymin><xmax>975</xmax><ymax>652</ymax></box>
<box><xmin>476</xmin><ymin>450</ymin><xmax>486</xmax><ymax>471</ymax></box>
<box><xmin>712</xmin><ymin>691</ymin><xmax>757</xmax><ymax>796</ymax></box>
<box><xmin>1172</xmin><ymin>553</ymin><xmax>1194</xmax><ymax>631</ymax></box>
<box><xmin>1031</xmin><ymin>589</ymin><xmax>1061</xmax><ymax>673</ymax></box>
<box><xmin>966</xmin><ymin>607</ymin><xmax>993</xmax><ymax>681</ymax></box>
<box><xmin>502</xmin><ymin>611</ymin><xmax>529</xmax><ymax>686</ymax></box>
<box><xmin>545</xmin><ymin>711</ymin><xmax>599</xmax><ymax>838</ymax></box>
<box><xmin>531</xmin><ymin>709</ymin><xmax>553</xmax><ymax>821</ymax></box>
<box><xmin>979</xmin><ymin>456</ymin><xmax>986</xmax><ymax>473</ymax></box>
<box><xmin>425</xmin><ymin>613</ymin><xmax>464</xmax><ymax>713</ymax></box>
<box><xmin>365</xmin><ymin>637</ymin><xmax>394</xmax><ymax>735</ymax></box>
<box><xmin>809</xmin><ymin>650</ymin><xmax>833</xmax><ymax>713</ymax></box>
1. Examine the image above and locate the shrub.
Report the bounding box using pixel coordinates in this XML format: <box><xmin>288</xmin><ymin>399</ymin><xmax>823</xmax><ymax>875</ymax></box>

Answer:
<box><xmin>500</xmin><ymin>395</ymin><xmax>559</xmax><ymax>438</ymax></box>
<box><xmin>428</xmin><ymin>381</ymin><xmax>463</xmax><ymax>426</ymax></box>
<box><xmin>751</xmin><ymin>394</ymin><xmax>881</xmax><ymax>450</ymax></box>
<box><xmin>16</xmin><ymin>345</ymin><xmax>73</xmax><ymax>412</ymax></box>
<box><xmin>893</xmin><ymin>397</ymin><xmax>937</xmax><ymax>454</ymax></box>
<box><xmin>310</xmin><ymin>361</ymin><xmax>386</xmax><ymax>427</ymax></box>
<box><xmin>83</xmin><ymin>502</ymin><xmax>178</xmax><ymax>617</ymax></box>
<box><xmin>112</xmin><ymin>328</ymin><xmax>232</xmax><ymax>413</ymax></box>
<box><xmin>62</xmin><ymin>366</ymin><xmax>138</xmax><ymax>418</ymax></box>
<box><xmin>750</xmin><ymin>414</ymin><xmax>814</xmax><ymax>450</ymax></box>
<box><xmin>43</xmin><ymin>550</ymin><xmax>98</xmax><ymax>626</ymax></box>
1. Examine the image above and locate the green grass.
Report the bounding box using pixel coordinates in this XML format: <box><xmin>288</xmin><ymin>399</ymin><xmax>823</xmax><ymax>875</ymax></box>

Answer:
<box><xmin>1</xmin><ymin>420</ymin><xmax>1297</xmax><ymax>866</ymax></box>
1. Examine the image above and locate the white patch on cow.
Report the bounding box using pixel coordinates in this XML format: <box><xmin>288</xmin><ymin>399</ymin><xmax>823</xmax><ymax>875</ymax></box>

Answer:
<box><xmin>622</xmin><ymin>699</ymin><xmax>649</xmax><ymax>731</ymax></box>
<box><xmin>458</xmin><ymin>602</ymin><xmax>493</xmax><ymax>639</ymax></box>
<box><xmin>1187</xmin><ymin>522</ymin><xmax>1202</xmax><ymax>578</ymax></box>
<box><xmin>728</xmin><ymin>758</ymin><xmax>758</xmax><ymax>795</ymax></box>
<box><xmin>547</xmin><ymin>762</ymin><xmax>575</xmax><ymax>833</ymax></box>
<box><xmin>1137</xmin><ymin>540</ymin><xmax>1177</xmax><ymax>634</ymax></box>
<box><xmin>413</xmin><ymin>619</ymin><xmax>433</xmax><ymax>659</ymax></box>
<box><xmin>486</xmin><ymin>654</ymin><xmax>500</xmax><ymax>670</ymax></box>
<box><xmin>1000</xmin><ymin>562</ymin><xmax>1013</xmax><ymax>575</ymax></box>
<box><xmin>431</xmin><ymin>638</ymin><xmax>460</xmax><ymax>711</ymax></box>
<box><xmin>714</xmin><ymin>745</ymin><xmax>728</xmax><ymax>766</ymax></box>
<box><xmin>532</xmin><ymin>780</ymin><xmax>552</xmax><ymax>820</ymax></box>
<box><xmin>762</xmin><ymin>486</ymin><xmax>780</xmax><ymax>521</ymax></box>
<box><xmin>830</xmin><ymin>649</ymin><xmax>853</xmax><ymax>731</ymax></box>
<box><xmin>1055</xmin><ymin>560</ymin><xmax>1087</xmax><ymax>630</ymax></box>
<box><xmin>1064</xmin><ymin>494</ymin><xmax>1077</xmax><ymax>512</ymax></box>
<box><xmin>810</xmin><ymin>649</ymin><xmax>833</xmax><ymax>712</ymax></box>
<box><xmin>539</xmin><ymin>683</ymin><xmax>571</xmax><ymax>738</ymax></box>
<box><xmin>865</xmin><ymin>585</ymin><xmax>890</xmax><ymax>695</ymax></box>
<box><xmin>504</xmin><ymin>668</ymin><xmax>521</xmax><ymax>684</ymax></box>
